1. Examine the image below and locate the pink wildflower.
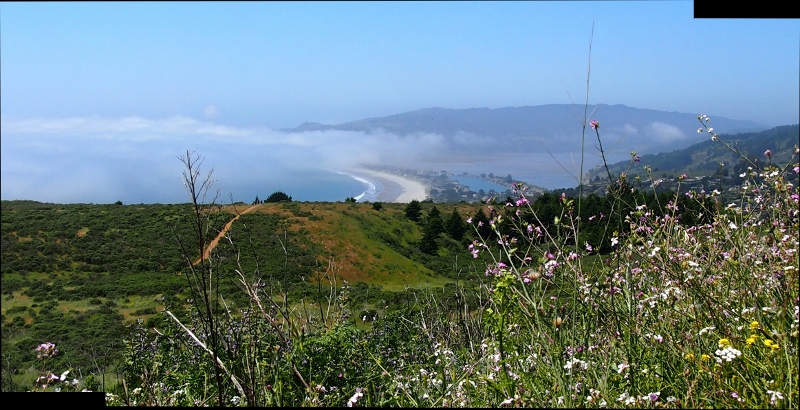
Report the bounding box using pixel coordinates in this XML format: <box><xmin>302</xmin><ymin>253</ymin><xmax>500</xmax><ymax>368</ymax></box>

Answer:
<box><xmin>589</xmin><ymin>120</ymin><xmax>599</xmax><ymax>130</ymax></box>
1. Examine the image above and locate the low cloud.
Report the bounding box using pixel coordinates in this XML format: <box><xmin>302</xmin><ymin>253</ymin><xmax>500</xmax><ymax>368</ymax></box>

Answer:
<box><xmin>0</xmin><ymin>115</ymin><xmax>449</xmax><ymax>204</ymax></box>
<box><xmin>451</xmin><ymin>130</ymin><xmax>496</xmax><ymax>146</ymax></box>
<box><xmin>645</xmin><ymin>121</ymin><xmax>686</xmax><ymax>144</ymax></box>
<box><xmin>623</xmin><ymin>123</ymin><xmax>639</xmax><ymax>136</ymax></box>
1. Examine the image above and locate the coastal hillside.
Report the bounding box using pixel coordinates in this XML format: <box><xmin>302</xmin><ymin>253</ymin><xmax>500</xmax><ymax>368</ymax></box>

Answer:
<box><xmin>0</xmin><ymin>199</ymin><xmax>488</xmax><ymax>389</ymax></box>
<box><xmin>0</xmin><ymin>200</ymin><xmax>487</xmax><ymax>295</ymax></box>
<box><xmin>579</xmin><ymin>124</ymin><xmax>800</xmax><ymax>196</ymax></box>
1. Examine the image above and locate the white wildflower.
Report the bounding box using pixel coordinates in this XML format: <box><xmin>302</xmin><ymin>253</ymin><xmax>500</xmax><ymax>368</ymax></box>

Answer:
<box><xmin>714</xmin><ymin>346</ymin><xmax>742</xmax><ymax>363</ymax></box>
<box><xmin>766</xmin><ymin>390</ymin><xmax>784</xmax><ymax>406</ymax></box>
<box><xmin>347</xmin><ymin>388</ymin><xmax>364</xmax><ymax>407</ymax></box>
<box><xmin>699</xmin><ymin>326</ymin><xmax>716</xmax><ymax>336</ymax></box>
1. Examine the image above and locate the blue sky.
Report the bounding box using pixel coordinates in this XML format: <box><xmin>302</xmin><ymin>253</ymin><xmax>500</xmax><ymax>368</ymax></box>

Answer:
<box><xmin>3</xmin><ymin>1</ymin><xmax>798</xmax><ymax>127</ymax></box>
<box><xmin>1</xmin><ymin>2</ymin><xmax>799</xmax><ymax>203</ymax></box>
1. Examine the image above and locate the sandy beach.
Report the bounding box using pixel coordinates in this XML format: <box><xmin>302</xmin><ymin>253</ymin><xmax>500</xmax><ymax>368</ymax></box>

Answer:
<box><xmin>346</xmin><ymin>168</ymin><xmax>428</xmax><ymax>203</ymax></box>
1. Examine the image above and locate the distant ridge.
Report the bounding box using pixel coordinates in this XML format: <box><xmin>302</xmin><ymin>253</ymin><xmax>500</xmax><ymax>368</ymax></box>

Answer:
<box><xmin>281</xmin><ymin>104</ymin><xmax>769</xmax><ymax>155</ymax></box>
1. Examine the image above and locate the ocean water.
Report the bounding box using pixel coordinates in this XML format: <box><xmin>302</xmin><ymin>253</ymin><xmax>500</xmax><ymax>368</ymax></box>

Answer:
<box><xmin>250</xmin><ymin>169</ymin><xmax>379</xmax><ymax>203</ymax></box>
<box><xmin>334</xmin><ymin>171</ymin><xmax>382</xmax><ymax>202</ymax></box>
<box><xmin>404</xmin><ymin>151</ymin><xmax>630</xmax><ymax>190</ymax></box>
<box><xmin>162</xmin><ymin>149</ymin><xmax>625</xmax><ymax>205</ymax></box>
<box><xmin>154</xmin><ymin>167</ymin><xmax>383</xmax><ymax>205</ymax></box>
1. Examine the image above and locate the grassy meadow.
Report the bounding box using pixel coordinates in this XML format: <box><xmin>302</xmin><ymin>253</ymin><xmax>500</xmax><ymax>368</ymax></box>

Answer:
<box><xmin>2</xmin><ymin>118</ymin><xmax>798</xmax><ymax>408</ymax></box>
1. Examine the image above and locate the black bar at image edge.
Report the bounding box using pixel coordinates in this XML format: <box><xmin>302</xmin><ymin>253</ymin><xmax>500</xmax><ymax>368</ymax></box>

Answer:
<box><xmin>694</xmin><ymin>0</ymin><xmax>800</xmax><ymax>18</ymax></box>
<box><xmin>6</xmin><ymin>392</ymin><xmax>107</xmax><ymax>407</ymax></box>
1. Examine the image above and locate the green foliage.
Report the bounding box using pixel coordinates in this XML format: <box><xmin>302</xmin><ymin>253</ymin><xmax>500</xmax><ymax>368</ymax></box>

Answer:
<box><xmin>266</xmin><ymin>191</ymin><xmax>293</xmax><ymax>203</ymax></box>
<box><xmin>418</xmin><ymin>225</ymin><xmax>439</xmax><ymax>255</ymax></box>
<box><xmin>594</xmin><ymin>124</ymin><xmax>799</xmax><ymax>181</ymax></box>
<box><xmin>445</xmin><ymin>208</ymin><xmax>466</xmax><ymax>241</ymax></box>
<box><xmin>425</xmin><ymin>206</ymin><xmax>445</xmax><ymax>236</ymax></box>
<box><xmin>404</xmin><ymin>200</ymin><xmax>422</xmax><ymax>222</ymax></box>
<box><xmin>8</xmin><ymin>119</ymin><xmax>799</xmax><ymax>407</ymax></box>
<box><xmin>470</xmin><ymin>207</ymin><xmax>491</xmax><ymax>239</ymax></box>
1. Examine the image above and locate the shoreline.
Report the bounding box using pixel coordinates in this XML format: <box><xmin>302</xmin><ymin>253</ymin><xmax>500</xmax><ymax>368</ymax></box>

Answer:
<box><xmin>344</xmin><ymin>168</ymin><xmax>428</xmax><ymax>203</ymax></box>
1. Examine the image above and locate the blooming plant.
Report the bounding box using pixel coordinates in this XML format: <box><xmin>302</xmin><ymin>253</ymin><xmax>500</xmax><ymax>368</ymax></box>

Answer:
<box><xmin>30</xmin><ymin>343</ymin><xmax>87</xmax><ymax>393</ymax></box>
<box><xmin>456</xmin><ymin>113</ymin><xmax>798</xmax><ymax>408</ymax></box>
<box><xmin>100</xmin><ymin>112</ymin><xmax>797</xmax><ymax>407</ymax></box>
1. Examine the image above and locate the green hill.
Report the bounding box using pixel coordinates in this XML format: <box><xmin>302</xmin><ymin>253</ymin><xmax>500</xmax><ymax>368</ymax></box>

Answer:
<box><xmin>588</xmin><ymin>124</ymin><xmax>799</xmax><ymax>182</ymax></box>
<box><xmin>1</xmin><ymin>199</ymin><xmax>489</xmax><ymax>388</ymax></box>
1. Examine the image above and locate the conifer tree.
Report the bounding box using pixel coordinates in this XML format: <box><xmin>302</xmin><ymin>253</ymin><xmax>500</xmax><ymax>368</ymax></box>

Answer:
<box><xmin>426</xmin><ymin>206</ymin><xmax>445</xmax><ymax>236</ymax></box>
<box><xmin>445</xmin><ymin>208</ymin><xmax>466</xmax><ymax>240</ymax></box>
<box><xmin>404</xmin><ymin>200</ymin><xmax>422</xmax><ymax>221</ymax></box>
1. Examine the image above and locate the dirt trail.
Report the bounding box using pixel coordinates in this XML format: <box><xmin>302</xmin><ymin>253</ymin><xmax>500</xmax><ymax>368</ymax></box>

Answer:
<box><xmin>193</xmin><ymin>205</ymin><xmax>259</xmax><ymax>265</ymax></box>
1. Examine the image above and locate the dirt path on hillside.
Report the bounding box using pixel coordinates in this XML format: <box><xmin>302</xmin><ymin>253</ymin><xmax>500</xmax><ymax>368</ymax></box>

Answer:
<box><xmin>193</xmin><ymin>205</ymin><xmax>259</xmax><ymax>265</ymax></box>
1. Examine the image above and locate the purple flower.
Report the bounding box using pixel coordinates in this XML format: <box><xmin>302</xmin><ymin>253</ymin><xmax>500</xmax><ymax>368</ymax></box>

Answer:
<box><xmin>35</xmin><ymin>342</ymin><xmax>58</xmax><ymax>359</ymax></box>
<box><xmin>764</xmin><ymin>149</ymin><xmax>772</xmax><ymax>158</ymax></box>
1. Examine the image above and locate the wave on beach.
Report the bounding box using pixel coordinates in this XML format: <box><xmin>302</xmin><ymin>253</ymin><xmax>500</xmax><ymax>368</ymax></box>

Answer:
<box><xmin>335</xmin><ymin>171</ymin><xmax>382</xmax><ymax>202</ymax></box>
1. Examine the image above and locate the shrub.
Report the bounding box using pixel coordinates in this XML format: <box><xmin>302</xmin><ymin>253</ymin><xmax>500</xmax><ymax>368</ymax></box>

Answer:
<box><xmin>266</xmin><ymin>191</ymin><xmax>292</xmax><ymax>203</ymax></box>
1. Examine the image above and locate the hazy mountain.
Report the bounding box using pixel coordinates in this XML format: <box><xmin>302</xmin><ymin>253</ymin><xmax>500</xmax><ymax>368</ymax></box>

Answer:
<box><xmin>282</xmin><ymin>104</ymin><xmax>769</xmax><ymax>156</ymax></box>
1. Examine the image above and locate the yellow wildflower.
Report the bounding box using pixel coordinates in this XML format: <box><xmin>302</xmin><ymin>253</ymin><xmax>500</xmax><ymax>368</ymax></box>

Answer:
<box><xmin>746</xmin><ymin>335</ymin><xmax>757</xmax><ymax>346</ymax></box>
<box><xmin>718</xmin><ymin>338</ymin><xmax>731</xmax><ymax>348</ymax></box>
<box><xmin>701</xmin><ymin>354</ymin><xmax>711</xmax><ymax>362</ymax></box>
<box><xmin>770</xmin><ymin>343</ymin><xmax>780</xmax><ymax>352</ymax></box>
<box><xmin>764</xmin><ymin>339</ymin><xmax>774</xmax><ymax>347</ymax></box>
<box><xmin>749</xmin><ymin>321</ymin><xmax>760</xmax><ymax>330</ymax></box>
<box><xmin>685</xmin><ymin>353</ymin><xmax>695</xmax><ymax>361</ymax></box>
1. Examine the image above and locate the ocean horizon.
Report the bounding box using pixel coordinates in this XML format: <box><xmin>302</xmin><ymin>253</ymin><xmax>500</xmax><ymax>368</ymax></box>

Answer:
<box><xmin>215</xmin><ymin>168</ymin><xmax>383</xmax><ymax>204</ymax></box>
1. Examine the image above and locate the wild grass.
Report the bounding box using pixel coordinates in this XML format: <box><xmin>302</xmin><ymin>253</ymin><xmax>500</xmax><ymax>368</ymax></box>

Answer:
<box><xmin>14</xmin><ymin>45</ymin><xmax>798</xmax><ymax>405</ymax></box>
<box><xmin>24</xmin><ymin>118</ymin><xmax>798</xmax><ymax>406</ymax></box>
<box><xmin>112</xmin><ymin>112</ymin><xmax>800</xmax><ymax>407</ymax></box>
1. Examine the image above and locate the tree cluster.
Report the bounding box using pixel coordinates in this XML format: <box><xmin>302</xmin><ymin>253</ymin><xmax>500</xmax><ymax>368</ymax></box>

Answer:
<box><xmin>265</xmin><ymin>191</ymin><xmax>293</xmax><ymax>203</ymax></box>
